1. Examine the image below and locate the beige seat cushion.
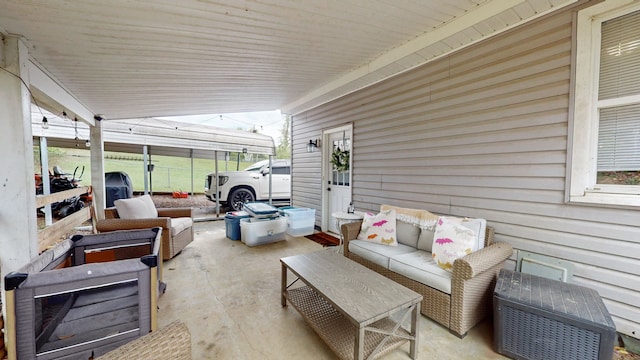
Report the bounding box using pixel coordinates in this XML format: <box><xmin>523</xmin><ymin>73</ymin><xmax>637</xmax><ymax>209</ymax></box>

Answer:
<box><xmin>389</xmin><ymin>251</ymin><xmax>453</xmax><ymax>294</ymax></box>
<box><xmin>171</xmin><ymin>217</ymin><xmax>193</xmax><ymax>236</ymax></box>
<box><xmin>348</xmin><ymin>240</ymin><xmax>416</xmax><ymax>269</ymax></box>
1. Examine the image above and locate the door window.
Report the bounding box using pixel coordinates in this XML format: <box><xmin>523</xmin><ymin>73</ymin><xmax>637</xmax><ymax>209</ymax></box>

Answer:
<box><xmin>331</xmin><ymin>136</ymin><xmax>350</xmax><ymax>186</ymax></box>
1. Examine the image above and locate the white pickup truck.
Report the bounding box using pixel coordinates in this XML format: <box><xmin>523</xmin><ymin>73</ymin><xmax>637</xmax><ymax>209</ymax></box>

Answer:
<box><xmin>204</xmin><ymin>159</ymin><xmax>291</xmax><ymax>210</ymax></box>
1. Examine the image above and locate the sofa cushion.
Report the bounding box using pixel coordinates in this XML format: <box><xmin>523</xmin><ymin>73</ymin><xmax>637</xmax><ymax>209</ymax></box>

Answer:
<box><xmin>170</xmin><ymin>217</ymin><xmax>193</xmax><ymax>236</ymax></box>
<box><xmin>417</xmin><ymin>228</ymin><xmax>436</xmax><ymax>252</ymax></box>
<box><xmin>432</xmin><ymin>216</ymin><xmax>486</xmax><ymax>271</ymax></box>
<box><xmin>348</xmin><ymin>240</ymin><xmax>416</xmax><ymax>269</ymax></box>
<box><xmin>357</xmin><ymin>209</ymin><xmax>398</xmax><ymax>246</ymax></box>
<box><xmin>114</xmin><ymin>195</ymin><xmax>158</xmax><ymax>219</ymax></box>
<box><xmin>389</xmin><ymin>251</ymin><xmax>453</xmax><ymax>294</ymax></box>
<box><xmin>396</xmin><ymin>220</ymin><xmax>420</xmax><ymax>248</ymax></box>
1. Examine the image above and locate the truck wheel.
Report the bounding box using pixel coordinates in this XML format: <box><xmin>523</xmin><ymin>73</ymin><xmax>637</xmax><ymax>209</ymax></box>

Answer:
<box><xmin>229</xmin><ymin>188</ymin><xmax>255</xmax><ymax>211</ymax></box>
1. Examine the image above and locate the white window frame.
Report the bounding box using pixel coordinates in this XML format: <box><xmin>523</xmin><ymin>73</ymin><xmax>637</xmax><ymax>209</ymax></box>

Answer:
<box><xmin>568</xmin><ymin>0</ymin><xmax>640</xmax><ymax>207</ymax></box>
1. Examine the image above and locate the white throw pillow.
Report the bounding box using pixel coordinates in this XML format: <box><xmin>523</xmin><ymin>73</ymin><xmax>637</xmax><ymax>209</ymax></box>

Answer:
<box><xmin>432</xmin><ymin>216</ymin><xmax>479</xmax><ymax>271</ymax></box>
<box><xmin>357</xmin><ymin>209</ymin><xmax>398</xmax><ymax>246</ymax></box>
<box><xmin>114</xmin><ymin>195</ymin><xmax>158</xmax><ymax>219</ymax></box>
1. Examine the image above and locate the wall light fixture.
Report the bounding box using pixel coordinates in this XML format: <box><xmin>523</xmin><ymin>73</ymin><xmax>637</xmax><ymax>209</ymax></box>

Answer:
<box><xmin>307</xmin><ymin>139</ymin><xmax>319</xmax><ymax>153</ymax></box>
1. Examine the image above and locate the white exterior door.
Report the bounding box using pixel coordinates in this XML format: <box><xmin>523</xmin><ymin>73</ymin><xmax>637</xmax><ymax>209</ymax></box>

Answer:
<box><xmin>324</xmin><ymin>126</ymin><xmax>352</xmax><ymax>234</ymax></box>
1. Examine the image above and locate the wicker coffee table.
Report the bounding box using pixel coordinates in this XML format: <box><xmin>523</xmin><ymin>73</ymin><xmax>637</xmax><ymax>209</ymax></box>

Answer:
<box><xmin>281</xmin><ymin>250</ymin><xmax>422</xmax><ymax>360</ymax></box>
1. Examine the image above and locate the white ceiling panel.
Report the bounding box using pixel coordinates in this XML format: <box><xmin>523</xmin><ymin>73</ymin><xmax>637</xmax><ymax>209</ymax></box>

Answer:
<box><xmin>513</xmin><ymin>2</ymin><xmax>538</xmax><ymax>19</ymax></box>
<box><xmin>0</xmin><ymin>0</ymin><xmax>577</xmax><ymax>120</ymax></box>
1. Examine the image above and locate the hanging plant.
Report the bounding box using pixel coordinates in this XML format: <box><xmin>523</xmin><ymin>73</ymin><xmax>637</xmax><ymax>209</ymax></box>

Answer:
<box><xmin>331</xmin><ymin>148</ymin><xmax>350</xmax><ymax>172</ymax></box>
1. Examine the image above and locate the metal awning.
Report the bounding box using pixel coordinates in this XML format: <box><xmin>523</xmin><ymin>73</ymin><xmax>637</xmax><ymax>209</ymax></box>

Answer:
<box><xmin>33</xmin><ymin>116</ymin><xmax>276</xmax><ymax>157</ymax></box>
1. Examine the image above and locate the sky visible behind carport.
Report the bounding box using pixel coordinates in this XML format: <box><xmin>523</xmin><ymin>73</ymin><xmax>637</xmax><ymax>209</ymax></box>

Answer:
<box><xmin>160</xmin><ymin>110</ymin><xmax>285</xmax><ymax>146</ymax></box>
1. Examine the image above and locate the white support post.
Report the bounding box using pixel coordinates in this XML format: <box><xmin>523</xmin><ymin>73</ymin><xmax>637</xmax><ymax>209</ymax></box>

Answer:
<box><xmin>268</xmin><ymin>155</ymin><xmax>273</xmax><ymax>204</ymax></box>
<box><xmin>190</xmin><ymin>149</ymin><xmax>194</xmax><ymax>195</ymax></box>
<box><xmin>143</xmin><ymin>145</ymin><xmax>149</xmax><ymax>194</ymax></box>
<box><xmin>214</xmin><ymin>150</ymin><xmax>220</xmax><ymax>217</ymax></box>
<box><xmin>0</xmin><ymin>36</ymin><xmax>38</xmax><ymax>325</ymax></box>
<box><xmin>90</xmin><ymin>120</ymin><xmax>106</xmax><ymax>218</ymax></box>
<box><xmin>39</xmin><ymin>136</ymin><xmax>53</xmax><ymax>225</ymax></box>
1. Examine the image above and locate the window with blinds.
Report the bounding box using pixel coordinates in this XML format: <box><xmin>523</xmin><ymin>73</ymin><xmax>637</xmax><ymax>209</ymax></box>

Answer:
<box><xmin>596</xmin><ymin>10</ymin><xmax>640</xmax><ymax>184</ymax></box>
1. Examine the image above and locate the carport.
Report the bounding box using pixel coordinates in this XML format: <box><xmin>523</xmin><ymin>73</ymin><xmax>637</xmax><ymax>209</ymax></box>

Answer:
<box><xmin>33</xmin><ymin>114</ymin><xmax>276</xmax><ymax>219</ymax></box>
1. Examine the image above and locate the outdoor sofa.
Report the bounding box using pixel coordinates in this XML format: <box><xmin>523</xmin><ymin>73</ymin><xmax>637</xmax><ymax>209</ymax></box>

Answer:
<box><xmin>341</xmin><ymin>205</ymin><xmax>513</xmax><ymax>337</ymax></box>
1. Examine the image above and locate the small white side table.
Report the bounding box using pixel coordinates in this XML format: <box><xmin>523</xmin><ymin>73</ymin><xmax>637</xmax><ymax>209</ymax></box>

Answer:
<box><xmin>331</xmin><ymin>211</ymin><xmax>364</xmax><ymax>253</ymax></box>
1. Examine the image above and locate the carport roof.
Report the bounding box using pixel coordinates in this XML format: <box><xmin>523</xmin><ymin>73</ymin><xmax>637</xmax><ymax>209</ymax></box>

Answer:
<box><xmin>33</xmin><ymin>116</ymin><xmax>276</xmax><ymax>157</ymax></box>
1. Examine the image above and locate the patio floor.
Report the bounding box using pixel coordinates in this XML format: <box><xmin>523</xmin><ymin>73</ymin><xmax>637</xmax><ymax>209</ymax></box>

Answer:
<box><xmin>157</xmin><ymin>220</ymin><xmax>507</xmax><ymax>360</ymax></box>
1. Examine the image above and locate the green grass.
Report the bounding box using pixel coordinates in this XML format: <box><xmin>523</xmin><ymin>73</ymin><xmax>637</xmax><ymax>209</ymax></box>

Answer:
<box><xmin>34</xmin><ymin>147</ymin><xmax>270</xmax><ymax>193</ymax></box>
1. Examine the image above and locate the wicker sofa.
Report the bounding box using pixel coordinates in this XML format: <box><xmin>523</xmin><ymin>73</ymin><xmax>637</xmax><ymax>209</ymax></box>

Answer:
<box><xmin>96</xmin><ymin>195</ymin><xmax>194</xmax><ymax>261</ymax></box>
<box><xmin>341</xmin><ymin>206</ymin><xmax>513</xmax><ymax>337</ymax></box>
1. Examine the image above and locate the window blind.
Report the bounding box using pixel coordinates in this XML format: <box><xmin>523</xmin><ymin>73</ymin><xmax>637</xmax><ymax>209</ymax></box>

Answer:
<box><xmin>598</xmin><ymin>103</ymin><xmax>640</xmax><ymax>171</ymax></box>
<box><xmin>597</xmin><ymin>10</ymin><xmax>640</xmax><ymax>172</ymax></box>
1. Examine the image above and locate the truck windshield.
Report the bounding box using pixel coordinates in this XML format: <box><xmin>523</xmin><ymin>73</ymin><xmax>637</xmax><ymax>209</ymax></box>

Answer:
<box><xmin>244</xmin><ymin>161</ymin><xmax>268</xmax><ymax>172</ymax></box>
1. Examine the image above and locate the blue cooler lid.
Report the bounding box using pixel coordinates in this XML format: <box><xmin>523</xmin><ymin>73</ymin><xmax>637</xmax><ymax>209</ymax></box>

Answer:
<box><xmin>243</xmin><ymin>202</ymin><xmax>279</xmax><ymax>217</ymax></box>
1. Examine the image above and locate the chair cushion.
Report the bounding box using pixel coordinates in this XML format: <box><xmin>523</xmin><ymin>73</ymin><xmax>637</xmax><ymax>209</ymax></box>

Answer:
<box><xmin>389</xmin><ymin>251</ymin><xmax>452</xmax><ymax>294</ymax></box>
<box><xmin>114</xmin><ymin>195</ymin><xmax>158</xmax><ymax>219</ymax></box>
<box><xmin>348</xmin><ymin>239</ymin><xmax>416</xmax><ymax>269</ymax></box>
<box><xmin>357</xmin><ymin>209</ymin><xmax>398</xmax><ymax>246</ymax></box>
<box><xmin>170</xmin><ymin>217</ymin><xmax>193</xmax><ymax>236</ymax></box>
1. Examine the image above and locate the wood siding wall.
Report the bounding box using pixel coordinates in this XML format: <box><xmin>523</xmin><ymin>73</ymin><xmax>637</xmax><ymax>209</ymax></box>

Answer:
<box><xmin>291</xmin><ymin>4</ymin><xmax>640</xmax><ymax>337</ymax></box>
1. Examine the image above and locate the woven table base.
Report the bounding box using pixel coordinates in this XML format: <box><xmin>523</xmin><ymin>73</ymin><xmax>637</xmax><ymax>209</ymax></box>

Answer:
<box><xmin>97</xmin><ymin>320</ymin><xmax>191</xmax><ymax>360</ymax></box>
<box><xmin>287</xmin><ymin>286</ymin><xmax>410</xmax><ymax>360</ymax></box>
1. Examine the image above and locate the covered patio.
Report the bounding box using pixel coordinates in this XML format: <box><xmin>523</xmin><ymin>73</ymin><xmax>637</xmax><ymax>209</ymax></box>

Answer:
<box><xmin>159</xmin><ymin>220</ymin><xmax>503</xmax><ymax>360</ymax></box>
<box><xmin>1</xmin><ymin>0</ymin><xmax>639</xmax><ymax>359</ymax></box>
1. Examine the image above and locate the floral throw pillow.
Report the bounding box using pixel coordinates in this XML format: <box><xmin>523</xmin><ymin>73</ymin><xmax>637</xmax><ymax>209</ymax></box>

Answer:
<box><xmin>357</xmin><ymin>209</ymin><xmax>398</xmax><ymax>246</ymax></box>
<box><xmin>432</xmin><ymin>216</ymin><xmax>477</xmax><ymax>271</ymax></box>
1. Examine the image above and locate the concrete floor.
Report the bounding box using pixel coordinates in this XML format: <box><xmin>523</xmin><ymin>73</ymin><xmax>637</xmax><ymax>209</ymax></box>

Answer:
<box><xmin>157</xmin><ymin>220</ymin><xmax>509</xmax><ymax>360</ymax></box>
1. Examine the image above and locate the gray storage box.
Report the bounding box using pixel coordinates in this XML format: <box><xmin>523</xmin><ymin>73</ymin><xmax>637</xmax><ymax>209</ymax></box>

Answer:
<box><xmin>494</xmin><ymin>269</ymin><xmax>616</xmax><ymax>360</ymax></box>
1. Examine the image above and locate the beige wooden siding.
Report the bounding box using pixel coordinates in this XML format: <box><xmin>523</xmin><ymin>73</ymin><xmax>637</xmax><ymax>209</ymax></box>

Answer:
<box><xmin>292</xmin><ymin>4</ymin><xmax>640</xmax><ymax>338</ymax></box>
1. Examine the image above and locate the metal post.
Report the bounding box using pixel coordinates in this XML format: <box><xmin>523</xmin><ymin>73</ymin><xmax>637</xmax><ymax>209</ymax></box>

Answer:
<box><xmin>39</xmin><ymin>136</ymin><xmax>53</xmax><ymax>225</ymax></box>
<box><xmin>215</xmin><ymin>150</ymin><xmax>220</xmax><ymax>218</ymax></box>
<box><xmin>143</xmin><ymin>145</ymin><xmax>149</xmax><ymax>194</ymax></box>
<box><xmin>190</xmin><ymin>149</ymin><xmax>194</xmax><ymax>195</ymax></box>
<box><xmin>268</xmin><ymin>155</ymin><xmax>273</xmax><ymax>205</ymax></box>
<box><xmin>149</xmin><ymin>154</ymin><xmax>153</xmax><ymax>195</ymax></box>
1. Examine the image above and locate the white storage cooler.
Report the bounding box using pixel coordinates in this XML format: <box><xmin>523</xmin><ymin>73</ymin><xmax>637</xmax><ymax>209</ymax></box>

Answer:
<box><xmin>240</xmin><ymin>216</ymin><xmax>287</xmax><ymax>246</ymax></box>
<box><xmin>283</xmin><ymin>208</ymin><xmax>315</xmax><ymax>237</ymax></box>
